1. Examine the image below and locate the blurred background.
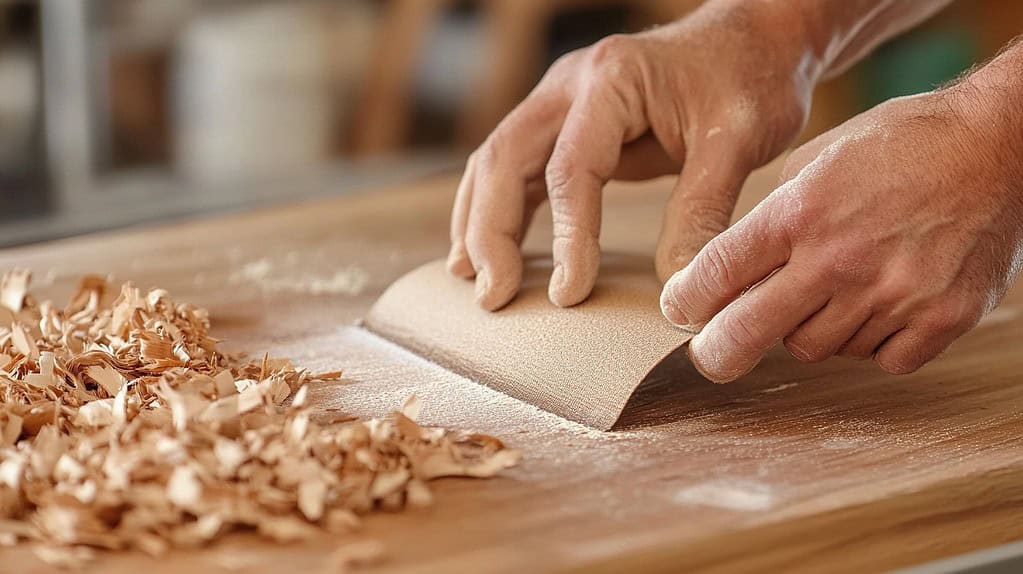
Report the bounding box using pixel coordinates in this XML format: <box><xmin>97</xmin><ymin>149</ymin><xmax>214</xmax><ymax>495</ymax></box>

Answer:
<box><xmin>1</xmin><ymin>0</ymin><xmax>1021</xmax><ymax>247</ymax></box>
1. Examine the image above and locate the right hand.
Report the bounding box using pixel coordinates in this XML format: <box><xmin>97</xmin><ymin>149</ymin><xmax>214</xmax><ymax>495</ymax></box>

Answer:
<box><xmin>446</xmin><ymin>1</ymin><xmax>825</xmax><ymax>310</ymax></box>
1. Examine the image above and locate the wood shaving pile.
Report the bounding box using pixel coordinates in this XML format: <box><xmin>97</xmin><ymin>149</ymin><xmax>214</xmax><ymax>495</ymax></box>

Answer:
<box><xmin>0</xmin><ymin>271</ymin><xmax>520</xmax><ymax>568</ymax></box>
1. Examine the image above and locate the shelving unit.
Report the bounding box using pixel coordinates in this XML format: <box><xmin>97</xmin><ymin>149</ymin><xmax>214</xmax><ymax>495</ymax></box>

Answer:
<box><xmin>0</xmin><ymin>0</ymin><xmax>454</xmax><ymax>247</ymax></box>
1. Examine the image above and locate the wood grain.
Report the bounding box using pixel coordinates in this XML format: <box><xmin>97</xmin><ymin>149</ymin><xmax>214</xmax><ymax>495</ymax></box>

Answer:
<box><xmin>2</xmin><ymin>156</ymin><xmax>1022</xmax><ymax>573</ymax></box>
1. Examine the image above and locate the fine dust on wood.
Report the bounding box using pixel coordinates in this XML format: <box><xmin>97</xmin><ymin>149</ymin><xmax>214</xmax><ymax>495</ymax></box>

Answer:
<box><xmin>1</xmin><ymin>163</ymin><xmax>1022</xmax><ymax>573</ymax></box>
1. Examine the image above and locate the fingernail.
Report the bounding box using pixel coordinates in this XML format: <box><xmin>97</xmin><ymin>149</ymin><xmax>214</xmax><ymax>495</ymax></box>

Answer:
<box><xmin>549</xmin><ymin>264</ymin><xmax>571</xmax><ymax>307</ymax></box>
<box><xmin>688</xmin><ymin>331</ymin><xmax>760</xmax><ymax>384</ymax></box>
<box><xmin>446</xmin><ymin>248</ymin><xmax>471</xmax><ymax>277</ymax></box>
<box><xmin>446</xmin><ymin>249</ymin><xmax>461</xmax><ymax>272</ymax></box>
<box><xmin>551</xmin><ymin>264</ymin><xmax>565</xmax><ymax>291</ymax></box>
<box><xmin>676</xmin><ymin>321</ymin><xmax>705</xmax><ymax>335</ymax></box>
<box><xmin>474</xmin><ymin>269</ymin><xmax>491</xmax><ymax>305</ymax></box>
<box><xmin>787</xmin><ymin>342</ymin><xmax>812</xmax><ymax>362</ymax></box>
<box><xmin>660</xmin><ymin>283</ymin><xmax>691</xmax><ymax>328</ymax></box>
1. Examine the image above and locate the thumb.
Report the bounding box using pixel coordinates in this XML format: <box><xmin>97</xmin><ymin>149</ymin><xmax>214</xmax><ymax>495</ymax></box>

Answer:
<box><xmin>655</xmin><ymin>145</ymin><xmax>751</xmax><ymax>282</ymax></box>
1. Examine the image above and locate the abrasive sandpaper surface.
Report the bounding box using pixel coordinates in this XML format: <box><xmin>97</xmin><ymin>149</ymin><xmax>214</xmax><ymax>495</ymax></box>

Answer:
<box><xmin>363</xmin><ymin>254</ymin><xmax>694</xmax><ymax>430</ymax></box>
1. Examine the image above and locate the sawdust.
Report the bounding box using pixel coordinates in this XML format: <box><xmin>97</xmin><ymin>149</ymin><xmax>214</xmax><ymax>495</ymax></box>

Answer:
<box><xmin>673</xmin><ymin>479</ymin><xmax>777</xmax><ymax>512</ymax></box>
<box><xmin>760</xmin><ymin>383</ymin><xmax>799</xmax><ymax>394</ymax></box>
<box><xmin>0</xmin><ymin>270</ymin><xmax>519</xmax><ymax>570</ymax></box>
<box><xmin>230</xmin><ymin>258</ymin><xmax>370</xmax><ymax>296</ymax></box>
<box><xmin>283</xmin><ymin>327</ymin><xmax>619</xmax><ymax>442</ymax></box>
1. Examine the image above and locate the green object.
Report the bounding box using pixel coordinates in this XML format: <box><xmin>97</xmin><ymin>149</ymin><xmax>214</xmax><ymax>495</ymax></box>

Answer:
<box><xmin>859</xmin><ymin>27</ymin><xmax>977</xmax><ymax>110</ymax></box>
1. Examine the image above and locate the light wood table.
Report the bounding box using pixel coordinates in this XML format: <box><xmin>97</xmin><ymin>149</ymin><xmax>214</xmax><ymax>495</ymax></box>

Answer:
<box><xmin>2</xmin><ymin>157</ymin><xmax>1022</xmax><ymax>573</ymax></box>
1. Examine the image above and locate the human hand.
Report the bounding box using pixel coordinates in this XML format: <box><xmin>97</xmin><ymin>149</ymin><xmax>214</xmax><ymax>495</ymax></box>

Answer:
<box><xmin>447</xmin><ymin>1</ymin><xmax>823</xmax><ymax>310</ymax></box>
<box><xmin>661</xmin><ymin>84</ymin><xmax>1023</xmax><ymax>382</ymax></box>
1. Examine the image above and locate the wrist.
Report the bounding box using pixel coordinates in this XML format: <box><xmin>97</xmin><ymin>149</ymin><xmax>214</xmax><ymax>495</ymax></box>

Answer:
<box><xmin>781</xmin><ymin>0</ymin><xmax>955</xmax><ymax>79</ymax></box>
<box><xmin>949</xmin><ymin>42</ymin><xmax>1023</xmax><ymax>200</ymax></box>
<box><xmin>693</xmin><ymin>0</ymin><xmax>829</xmax><ymax>82</ymax></box>
<box><xmin>705</xmin><ymin>0</ymin><xmax>887</xmax><ymax>81</ymax></box>
<box><xmin>788</xmin><ymin>0</ymin><xmax>887</xmax><ymax>71</ymax></box>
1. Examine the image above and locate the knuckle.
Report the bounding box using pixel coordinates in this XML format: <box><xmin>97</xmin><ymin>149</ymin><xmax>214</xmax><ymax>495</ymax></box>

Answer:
<box><xmin>680</xmin><ymin>197</ymin><xmax>733</xmax><ymax>234</ymax></box>
<box><xmin>548</xmin><ymin>50</ymin><xmax>581</xmax><ymax>76</ymax></box>
<box><xmin>784</xmin><ymin>334</ymin><xmax>829</xmax><ymax>363</ymax></box>
<box><xmin>952</xmin><ymin>294</ymin><xmax>986</xmax><ymax>329</ymax></box>
<box><xmin>785</xmin><ymin>198</ymin><xmax>820</xmax><ymax>234</ymax></box>
<box><xmin>667</xmin><ymin>280</ymin><xmax>701</xmax><ymax>322</ymax></box>
<box><xmin>589</xmin><ymin>34</ymin><xmax>636</xmax><ymax>69</ymax></box>
<box><xmin>774</xmin><ymin>187</ymin><xmax>823</xmax><ymax>239</ymax></box>
<box><xmin>921</xmin><ymin>310</ymin><xmax>955</xmax><ymax>334</ymax></box>
<box><xmin>696</xmin><ymin>240</ymin><xmax>736</xmax><ymax>297</ymax></box>
<box><xmin>719</xmin><ymin>110</ymin><xmax>759</xmax><ymax>145</ymax></box>
<box><xmin>928</xmin><ymin>295</ymin><xmax>984</xmax><ymax>334</ymax></box>
<box><xmin>813</xmin><ymin>243</ymin><xmax>876</xmax><ymax>288</ymax></box>
<box><xmin>474</xmin><ymin>141</ymin><xmax>499</xmax><ymax>170</ymax></box>
<box><xmin>485</xmin><ymin>127</ymin><xmax>513</xmax><ymax>157</ymax></box>
<box><xmin>545</xmin><ymin>159</ymin><xmax>576</xmax><ymax>199</ymax></box>
<box><xmin>552</xmin><ymin>219</ymin><xmax>598</xmax><ymax>244</ymax></box>
<box><xmin>484</xmin><ymin>120</ymin><xmax>528</xmax><ymax>164</ymax></box>
<box><xmin>874</xmin><ymin>266</ymin><xmax>919</xmax><ymax>308</ymax></box>
<box><xmin>794</xmin><ymin>259</ymin><xmax>833</xmax><ymax>291</ymax></box>
<box><xmin>717</xmin><ymin>309</ymin><xmax>765</xmax><ymax>355</ymax></box>
<box><xmin>546</xmin><ymin>145</ymin><xmax>592</xmax><ymax>200</ymax></box>
<box><xmin>780</xmin><ymin>153</ymin><xmax>811</xmax><ymax>183</ymax></box>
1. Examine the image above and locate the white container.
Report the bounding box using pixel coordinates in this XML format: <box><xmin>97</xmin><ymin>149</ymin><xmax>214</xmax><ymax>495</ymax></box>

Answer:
<box><xmin>0</xmin><ymin>46</ymin><xmax>38</xmax><ymax>170</ymax></box>
<box><xmin>173</xmin><ymin>2</ymin><xmax>338</xmax><ymax>184</ymax></box>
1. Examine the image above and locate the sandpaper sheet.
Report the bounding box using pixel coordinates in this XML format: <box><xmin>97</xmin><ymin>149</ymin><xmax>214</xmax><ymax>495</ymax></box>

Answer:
<box><xmin>363</xmin><ymin>254</ymin><xmax>695</xmax><ymax>430</ymax></box>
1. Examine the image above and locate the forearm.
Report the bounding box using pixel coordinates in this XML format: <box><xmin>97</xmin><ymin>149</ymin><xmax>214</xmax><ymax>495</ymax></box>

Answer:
<box><xmin>797</xmin><ymin>0</ymin><xmax>955</xmax><ymax>78</ymax></box>
<box><xmin>955</xmin><ymin>38</ymin><xmax>1023</xmax><ymax>194</ymax></box>
<box><xmin>958</xmin><ymin>36</ymin><xmax>1023</xmax><ymax>119</ymax></box>
<box><xmin>700</xmin><ymin>0</ymin><xmax>954</xmax><ymax>81</ymax></box>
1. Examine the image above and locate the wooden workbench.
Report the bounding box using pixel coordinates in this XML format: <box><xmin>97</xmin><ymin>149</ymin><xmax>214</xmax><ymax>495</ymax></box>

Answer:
<box><xmin>2</xmin><ymin>158</ymin><xmax>1022</xmax><ymax>573</ymax></box>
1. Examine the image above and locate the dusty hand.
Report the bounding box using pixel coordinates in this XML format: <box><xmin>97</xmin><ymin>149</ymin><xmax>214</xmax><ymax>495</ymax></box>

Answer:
<box><xmin>447</xmin><ymin>2</ymin><xmax>821</xmax><ymax>310</ymax></box>
<box><xmin>661</xmin><ymin>85</ymin><xmax>1023</xmax><ymax>382</ymax></box>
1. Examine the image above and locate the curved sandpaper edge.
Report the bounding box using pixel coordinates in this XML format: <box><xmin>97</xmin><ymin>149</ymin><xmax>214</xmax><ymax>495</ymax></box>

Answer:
<box><xmin>362</xmin><ymin>255</ymin><xmax>694</xmax><ymax>430</ymax></box>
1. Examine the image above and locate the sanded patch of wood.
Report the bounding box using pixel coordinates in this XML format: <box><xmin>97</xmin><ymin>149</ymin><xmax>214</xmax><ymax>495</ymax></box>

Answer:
<box><xmin>0</xmin><ymin>271</ymin><xmax>520</xmax><ymax>569</ymax></box>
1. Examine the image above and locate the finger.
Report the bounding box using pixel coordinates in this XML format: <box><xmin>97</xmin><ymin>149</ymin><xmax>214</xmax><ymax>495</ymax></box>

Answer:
<box><xmin>660</xmin><ymin>198</ymin><xmax>792</xmax><ymax>329</ymax></box>
<box><xmin>838</xmin><ymin>313</ymin><xmax>907</xmax><ymax>359</ymax></box>
<box><xmin>873</xmin><ymin>323</ymin><xmax>956</xmax><ymax>375</ymax></box>
<box><xmin>465</xmin><ymin>95</ymin><xmax>568</xmax><ymax>311</ymax></box>
<box><xmin>466</xmin><ymin>155</ymin><xmax>527</xmax><ymax>311</ymax></box>
<box><xmin>655</xmin><ymin>143</ymin><xmax>751</xmax><ymax>282</ymax></box>
<box><xmin>447</xmin><ymin>153</ymin><xmax>478</xmax><ymax>278</ymax></box>
<box><xmin>614</xmin><ymin>132</ymin><xmax>682</xmax><ymax>181</ymax></box>
<box><xmin>545</xmin><ymin>88</ymin><xmax>645</xmax><ymax>307</ymax></box>
<box><xmin>783</xmin><ymin>297</ymin><xmax>872</xmax><ymax>363</ymax></box>
<box><xmin>517</xmin><ymin>178</ymin><xmax>548</xmax><ymax>245</ymax></box>
<box><xmin>688</xmin><ymin>261</ymin><xmax>829</xmax><ymax>383</ymax></box>
<box><xmin>874</xmin><ymin>296</ymin><xmax>983</xmax><ymax>374</ymax></box>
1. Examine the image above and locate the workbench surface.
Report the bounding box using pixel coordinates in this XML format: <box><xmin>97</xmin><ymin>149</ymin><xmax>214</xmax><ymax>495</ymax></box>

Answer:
<box><xmin>2</xmin><ymin>158</ymin><xmax>1022</xmax><ymax>573</ymax></box>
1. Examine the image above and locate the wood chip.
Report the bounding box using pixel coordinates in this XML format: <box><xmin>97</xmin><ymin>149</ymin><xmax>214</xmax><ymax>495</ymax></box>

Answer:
<box><xmin>401</xmin><ymin>394</ymin><xmax>422</xmax><ymax>422</ymax></box>
<box><xmin>11</xmin><ymin>324</ymin><xmax>38</xmax><ymax>360</ymax></box>
<box><xmin>0</xmin><ymin>270</ymin><xmax>520</xmax><ymax>567</ymax></box>
<box><xmin>330</xmin><ymin>539</ymin><xmax>386</xmax><ymax>573</ymax></box>
<box><xmin>33</xmin><ymin>544</ymin><xmax>95</xmax><ymax>569</ymax></box>
<box><xmin>0</xmin><ymin>269</ymin><xmax>30</xmax><ymax>312</ymax></box>
<box><xmin>84</xmin><ymin>365</ymin><xmax>125</xmax><ymax>397</ymax></box>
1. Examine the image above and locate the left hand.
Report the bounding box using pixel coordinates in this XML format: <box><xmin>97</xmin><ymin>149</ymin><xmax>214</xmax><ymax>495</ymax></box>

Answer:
<box><xmin>445</xmin><ymin>2</ymin><xmax>823</xmax><ymax>311</ymax></box>
<box><xmin>660</xmin><ymin>86</ymin><xmax>1023</xmax><ymax>382</ymax></box>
